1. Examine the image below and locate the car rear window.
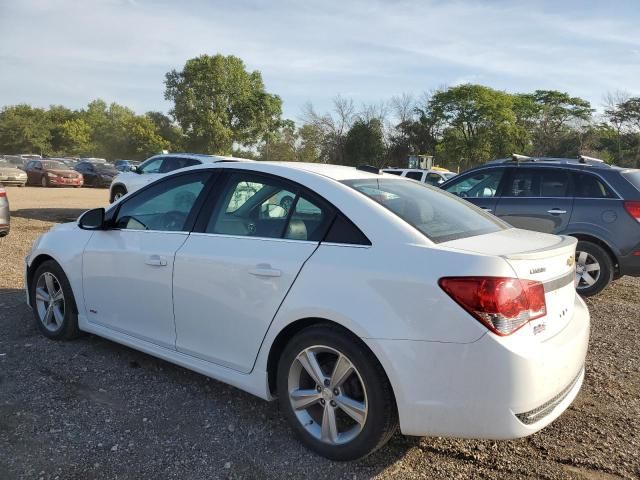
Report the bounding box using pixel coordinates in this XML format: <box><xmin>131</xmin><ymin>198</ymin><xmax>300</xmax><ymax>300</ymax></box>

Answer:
<box><xmin>342</xmin><ymin>178</ymin><xmax>506</xmax><ymax>243</ymax></box>
<box><xmin>622</xmin><ymin>170</ymin><xmax>640</xmax><ymax>192</ymax></box>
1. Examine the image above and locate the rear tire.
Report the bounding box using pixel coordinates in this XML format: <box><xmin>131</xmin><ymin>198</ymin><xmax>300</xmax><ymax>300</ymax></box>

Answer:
<box><xmin>575</xmin><ymin>241</ymin><xmax>613</xmax><ymax>297</ymax></box>
<box><xmin>277</xmin><ymin>324</ymin><xmax>397</xmax><ymax>461</ymax></box>
<box><xmin>30</xmin><ymin>260</ymin><xmax>80</xmax><ymax>340</ymax></box>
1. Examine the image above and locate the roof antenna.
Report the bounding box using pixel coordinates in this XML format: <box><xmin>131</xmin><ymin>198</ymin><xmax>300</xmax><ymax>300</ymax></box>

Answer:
<box><xmin>511</xmin><ymin>153</ymin><xmax>530</xmax><ymax>162</ymax></box>
<box><xmin>356</xmin><ymin>165</ymin><xmax>380</xmax><ymax>174</ymax></box>
<box><xmin>577</xmin><ymin>155</ymin><xmax>605</xmax><ymax>164</ymax></box>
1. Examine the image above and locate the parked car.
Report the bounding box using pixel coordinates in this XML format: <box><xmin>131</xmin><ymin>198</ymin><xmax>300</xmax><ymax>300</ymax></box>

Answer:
<box><xmin>0</xmin><ymin>158</ymin><xmax>28</xmax><ymax>186</ymax></box>
<box><xmin>440</xmin><ymin>155</ymin><xmax>640</xmax><ymax>296</ymax></box>
<box><xmin>24</xmin><ymin>159</ymin><xmax>84</xmax><ymax>187</ymax></box>
<box><xmin>114</xmin><ymin>159</ymin><xmax>140</xmax><ymax>172</ymax></box>
<box><xmin>26</xmin><ymin>161</ymin><xmax>589</xmax><ymax>460</ymax></box>
<box><xmin>75</xmin><ymin>160</ymin><xmax>119</xmax><ymax>188</ymax></box>
<box><xmin>0</xmin><ymin>184</ymin><xmax>9</xmax><ymax>237</ymax></box>
<box><xmin>109</xmin><ymin>153</ymin><xmax>243</xmax><ymax>202</ymax></box>
<box><xmin>382</xmin><ymin>168</ymin><xmax>456</xmax><ymax>186</ymax></box>
<box><xmin>19</xmin><ymin>154</ymin><xmax>42</xmax><ymax>162</ymax></box>
<box><xmin>1</xmin><ymin>155</ymin><xmax>27</xmax><ymax>169</ymax></box>
<box><xmin>79</xmin><ymin>157</ymin><xmax>107</xmax><ymax>163</ymax></box>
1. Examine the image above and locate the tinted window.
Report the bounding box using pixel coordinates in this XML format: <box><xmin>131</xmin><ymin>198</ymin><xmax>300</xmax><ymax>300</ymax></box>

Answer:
<box><xmin>324</xmin><ymin>213</ymin><xmax>371</xmax><ymax>245</ymax></box>
<box><xmin>159</xmin><ymin>157</ymin><xmax>201</xmax><ymax>174</ymax></box>
<box><xmin>443</xmin><ymin>169</ymin><xmax>504</xmax><ymax>198</ymax></box>
<box><xmin>425</xmin><ymin>173</ymin><xmax>444</xmax><ymax>186</ymax></box>
<box><xmin>505</xmin><ymin>169</ymin><xmax>568</xmax><ymax>197</ymax></box>
<box><xmin>114</xmin><ymin>172</ymin><xmax>210</xmax><ymax>231</ymax></box>
<box><xmin>383</xmin><ymin>170</ymin><xmax>403</xmax><ymax>176</ymax></box>
<box><xmin>206</xmin><ymin>173</ymin><xmax>331</xmax><ymax>241</ymax></box>
<box><xmin>42</xmin><ymin>161</ymin><xmax>70</xmax><ymax>170</ymax></box>
<box><xmin>343</xmin><ymin>178</ymin><xmax>505</xmax><ymax>243</ymax></box>
<box><xmin>621</xmin><ymin>170</ymin><xmax>640</xmax><ymax>192</ymax></box>
<box><xmin>404</xmin><ymin>171</ymin><xmax>423</xmax><ymax>181</ymax></box>
<box><xmin>573</xmin><ymin>172</ymin><xmax>614</xmax><ymax>198</ymax></box>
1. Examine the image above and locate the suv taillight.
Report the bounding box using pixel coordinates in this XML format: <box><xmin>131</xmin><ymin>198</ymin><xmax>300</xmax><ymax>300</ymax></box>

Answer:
<box><xmin>624</xmin><ymin>201</ymin><xmax>640</xmax><ymax>223</ymax></box>
<box><xmin>439</xmin><ymin>277</ymin><xmax>546</xmax><ymax>336</ymax></box>
<box><xmin>0</xmin><ymin>188</ymin><xmax>6</xmax><ymax>197</ymax></box>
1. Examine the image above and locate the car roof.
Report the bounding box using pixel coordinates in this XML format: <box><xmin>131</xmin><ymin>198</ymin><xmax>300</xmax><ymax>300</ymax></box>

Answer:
<box><xmin>185</xmin><ymin>160</ymin><xmax>389</xmax><ymax>181</ymax></box>
<box><xmin>148</xmin><ymin>153</ymin><xmax>242</xmax><ymax>163</ymax></box>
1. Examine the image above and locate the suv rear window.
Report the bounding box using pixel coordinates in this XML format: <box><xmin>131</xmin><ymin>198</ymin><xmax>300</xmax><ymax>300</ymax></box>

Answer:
<box><xmin>342</xmin><ymin>178</ymin><xmax>506</xmax><ymax>243</ymax></box>
<box><xmin>622</xmin><ymin>170</ymin><xmax>640</xmax><ymax>192</ymax></box>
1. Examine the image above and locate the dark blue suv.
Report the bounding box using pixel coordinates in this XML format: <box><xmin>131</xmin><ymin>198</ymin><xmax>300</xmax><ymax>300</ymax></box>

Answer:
<box><xmin>440</xmin><ymin>155</ymin><xmax>640</xmax><ymax>296</ymax></box>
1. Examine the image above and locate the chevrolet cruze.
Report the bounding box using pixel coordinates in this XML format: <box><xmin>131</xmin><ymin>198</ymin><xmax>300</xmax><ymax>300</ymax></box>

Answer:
<box><xmin>25</xmin><ymin>161</ymin><xmax>589</xmax><ymax>460</ymax></box>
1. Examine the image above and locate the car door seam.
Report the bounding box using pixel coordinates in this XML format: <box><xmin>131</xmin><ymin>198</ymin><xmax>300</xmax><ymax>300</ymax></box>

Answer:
<box><xmin>248</xmin><ymin>242</ymin><xmax>322</xmax><ymax>374</ymax></box>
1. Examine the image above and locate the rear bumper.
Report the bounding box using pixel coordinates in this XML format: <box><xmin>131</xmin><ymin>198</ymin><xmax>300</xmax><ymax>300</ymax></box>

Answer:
<box><xmin>618</xmin><ymin>249</ymin><xmax>640</xmax><ymax>276</ymax></box>
<box><xmin>365</xmin><ymin>294</ymin><xmax>590</xmax><ymax>439</ymax></box>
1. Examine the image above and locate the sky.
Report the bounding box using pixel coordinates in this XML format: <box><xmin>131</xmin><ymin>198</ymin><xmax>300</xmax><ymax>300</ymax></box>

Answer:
<box><xmin>1</xmin><ymin>0</ymin><xmax>639</xmax><ymax>121</ymax></box>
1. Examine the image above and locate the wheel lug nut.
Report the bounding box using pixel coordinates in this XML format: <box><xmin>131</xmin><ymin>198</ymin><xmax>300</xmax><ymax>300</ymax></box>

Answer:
<box><xmin>330</xmin><ymin>400</ymin><xmax>337</xmax><ymax>407</ymax></box>
<box><xmin>333</xmin><ymin>389</ymin><xmax>339</xmax><ymax>396</ymax></box>
<box><xmin>324</xmin><ymin>379</ymin><xmax>330</xmax><ymax>387</ymax></box>
<box><xmin>320</xmin><ymin>399</ymin><xmax>325</xmax><ymax>405</ymax></box>
<box><xmin>316</xmin><ymin>386</ymin><xmax>322</xmax><ymax>392</ymax></box>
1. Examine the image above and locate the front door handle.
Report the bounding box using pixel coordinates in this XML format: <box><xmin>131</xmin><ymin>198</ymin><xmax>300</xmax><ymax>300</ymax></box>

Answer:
<box><xmin>547</xmin><ymin>209</ymin><xmax>567</xmax><ymax>215</ymax></box>
<box><xmin>145</xmin><ymin>254</ymin><xmax>168</xmax><ymax>266</ymax></box>
<box><xmin>249</xmin><ymin>264</ymin><xmax>281</xmax><ymax>277</ymax></box>
<box><xmin>481</xmin><ymin>207</ymin><xmax>492</xmax><ymax>212</ymax></box>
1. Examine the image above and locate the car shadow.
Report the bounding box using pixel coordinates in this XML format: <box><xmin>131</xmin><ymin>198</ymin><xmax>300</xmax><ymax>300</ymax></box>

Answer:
<box><xmin>11</xmin><ymin>208</ymin><xmax>88</xmax><ymax>223</ymax></box>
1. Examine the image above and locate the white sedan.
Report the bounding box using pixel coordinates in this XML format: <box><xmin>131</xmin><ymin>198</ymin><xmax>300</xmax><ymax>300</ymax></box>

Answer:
<box><xmin>26</xmin><ymin>161</ymin><xmax>589</xmax><ymax>460</ymax></box>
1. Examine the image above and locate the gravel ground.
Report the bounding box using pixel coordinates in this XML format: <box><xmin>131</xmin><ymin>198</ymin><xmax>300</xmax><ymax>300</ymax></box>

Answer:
<box><xmin>0</xmin><ymin>186</ymin><xmax>638</xmax><ymax>480</ymax></box>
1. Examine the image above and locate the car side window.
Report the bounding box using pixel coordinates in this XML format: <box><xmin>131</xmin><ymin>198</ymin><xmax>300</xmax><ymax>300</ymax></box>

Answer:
<box><xmin>443</xmin><ymin>169</ymin><xmax>504</xmax><ymax>198</ymax></box>
<box><xmin>139</xmin><ymin>158</ymin><xmax>163</xmax><ymax>174</ymax></box>
<box><xmin>113</xmin><ymin>172</ymin><xmax>210</xmax><ymax>232</ymax></box>
<box><xmin>505</xmin><ymin>169</ymin><xmax>568</xmax><ymax>197</ymax></box>
<box><xmin>425</xmin><ymin>173</ymin><xmax>443</xmax><ymax>185</ymax></box>
<box><xmin>573</xmin><ymin>172</ymin><xmax>615</xmax><ymax>198</ymax></box>
<box><xmin>404</xmin><ymin>171</ymin><xmax>423</xmax><ymax>181</ymax></box>
<box><xmin>205</xmin><ymin>172</ymin><xmax>332</xmax><ymax>241</ymax></box>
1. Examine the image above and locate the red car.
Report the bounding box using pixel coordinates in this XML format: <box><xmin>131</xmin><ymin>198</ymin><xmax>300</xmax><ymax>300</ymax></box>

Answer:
<box><xmin>24</xmin><ymin>159</ymin><xmax>84</xmax><ymax>187</ymax></box>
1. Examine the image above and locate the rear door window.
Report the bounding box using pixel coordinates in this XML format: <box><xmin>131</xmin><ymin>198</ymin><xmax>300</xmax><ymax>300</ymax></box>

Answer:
<box><xmin>622</xmin><ymin>170</ymin><xmax>640</xmax><ymax>192</ymax></box>
<box><xmin>404</xmin><ymin>171</ymin><xmax>423</xmax><ymax>181</ymax></box>
<box><xmin>343</xmin><ymin>178</ymin><xmax>505</xmax><ymax>243</ymax></box>
<box><xmin>505</xmin><ymin>169</ymin><xmax>569</xmax><ymax>197</ymax></box>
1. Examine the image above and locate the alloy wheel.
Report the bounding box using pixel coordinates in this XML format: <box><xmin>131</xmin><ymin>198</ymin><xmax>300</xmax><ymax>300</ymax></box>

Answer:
<box><xmin>575</xmin><ymin>250</ymin><xmax>601</xmax><ymax>289</ymax></box>
<box><xmin>35</xmin><ymin>272</ymin><xmax>66</xmax><ymax>332</ymax></box>
<box><xmin>287</xmin><ymin>345</ymin><xmax>368</xmax><ymax>445</ymax></box>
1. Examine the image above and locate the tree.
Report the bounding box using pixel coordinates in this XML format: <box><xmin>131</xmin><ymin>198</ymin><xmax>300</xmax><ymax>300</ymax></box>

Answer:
<box><xmin>301</xmin><ymin>96</ymin><xmax>356</xmax><ymax>163</ymax></box>
<box><xmin>0</xmin><ymin>104</ymin><xmax>52</xmax><ymax>155</ymax></box>
<box><xmin>344</xmin><ymin>118</ymin><xmax>386</xmax><ymax>166</ymax></box>
<box><xmin>146</xmin><ymin>111</ymin><xmax>185</xmax><ymax>151</ymax></box>
<box><xmin>164</xmin><ymin>54</ymin><xmax>283</xmax><ymax>154</ymax></box>
<box><xmin>58</xmin><ymin>118</ymin><xmax>93</xmax><ymax>155</ymax></box>
<box><xmin>259</xmin><ymin>119</ymin><xmax>297</xmax><ymax>162</ymax></box>
<box><xmin>522</xmin><ymin>90</ymin><xmax>593</xmax><ymax>156</ymax></box>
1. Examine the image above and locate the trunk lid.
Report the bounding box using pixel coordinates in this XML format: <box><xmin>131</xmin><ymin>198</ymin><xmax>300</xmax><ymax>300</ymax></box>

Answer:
<box><xmin>441</xmin><ymin>228</ymin><xmax>577</xmax><ymax>341</ymax></box>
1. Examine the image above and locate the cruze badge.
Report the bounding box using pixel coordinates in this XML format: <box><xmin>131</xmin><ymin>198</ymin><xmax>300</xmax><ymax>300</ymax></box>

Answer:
<box><xmin>533</xmin><ymin>323</ymin><xmax>546</xmax><ymax>335</ymax></box>
<box><xmin>529</xmin><ymin>267</ymin><xmax>546</xmax><ymax>274</ymax></box>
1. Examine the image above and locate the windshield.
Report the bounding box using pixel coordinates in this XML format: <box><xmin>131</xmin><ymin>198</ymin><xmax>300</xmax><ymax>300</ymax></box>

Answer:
<box><xmin>42</xmin><ymin>161</ymin><xmax>71</xmax><ymax>170</ymax></box>
<box><xmin>343</xmin><ymin>178</ymin><xmax>506</xmax><ymax>243</ymax></box>
<box><xmin>0</xmin><ymin>160</ymin><xmax>14</xmax><ymax>168</ymax></box>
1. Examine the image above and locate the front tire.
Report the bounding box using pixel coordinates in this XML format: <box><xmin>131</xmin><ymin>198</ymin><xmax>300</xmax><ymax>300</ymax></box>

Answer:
<box><xmin>30</xmin><ymin>260</ymin><xmax>80</xmax><ymax>340</ymax></box>
<box><xmin>41</xmin><ymin>176</ymin><xmax>49</xmax><ymax>187</ymax></box>
<box><xmin>277</xmin><ymin>325</ymin><xmax>397</xmax><ymax>461</ymax></box>
<box><xmin>110</xmin><ymin>185</ymin><xmax>127</xmax><ymax>203</ymax></box>
<box><xmin>575</xmin><ymin>241</ymin><xmax>613</xmax><ymax>297</ymax></box>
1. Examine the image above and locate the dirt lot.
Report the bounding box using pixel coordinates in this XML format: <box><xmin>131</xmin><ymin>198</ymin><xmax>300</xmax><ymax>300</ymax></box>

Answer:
<box><xmin>0</xmin><ymin>186</ymin><xmax>638</xmax><ymax>480</ymax></box>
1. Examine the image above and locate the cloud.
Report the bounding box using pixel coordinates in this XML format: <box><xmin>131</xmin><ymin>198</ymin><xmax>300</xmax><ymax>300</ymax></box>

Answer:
<box><xmin>0</xmin><ymin>0</ymin><xmax>639</xmax><ymax>117</ymax></box>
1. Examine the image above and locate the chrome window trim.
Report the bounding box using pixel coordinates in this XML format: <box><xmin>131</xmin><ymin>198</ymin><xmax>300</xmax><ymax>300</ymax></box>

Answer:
<box><xmin>188</xmin><ymin>231</ymin><xmax>319</xmax><ymax>245</ymax></box>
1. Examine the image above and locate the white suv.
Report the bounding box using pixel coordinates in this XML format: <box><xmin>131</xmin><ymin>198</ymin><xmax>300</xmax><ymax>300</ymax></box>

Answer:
<box><xmin>109</xmin><ymin>153</ymin><xmax>245</xmax><ymax>202</ymax></box>
<box><xmin>382</xmin><ymin>168</ymin><xmax>456</xmax><ymax>186</ymax></box>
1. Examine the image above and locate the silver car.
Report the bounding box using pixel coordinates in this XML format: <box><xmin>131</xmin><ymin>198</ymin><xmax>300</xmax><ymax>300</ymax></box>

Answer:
<box><xmin>0</xmin><ymin>158</ymin><xmax>28</xmax><ymax>186</ymax></box>
<box><xmin>0</xmin><ymin>184</ymin><xmax>9</xmax><ymax>237</ymax></box>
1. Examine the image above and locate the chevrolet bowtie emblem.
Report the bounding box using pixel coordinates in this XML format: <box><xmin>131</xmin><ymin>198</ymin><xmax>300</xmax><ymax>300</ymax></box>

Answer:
<box><xmin>567</xmin><ymin>255</ymin><xmax>575</xmax><ymax>267</ymax></box>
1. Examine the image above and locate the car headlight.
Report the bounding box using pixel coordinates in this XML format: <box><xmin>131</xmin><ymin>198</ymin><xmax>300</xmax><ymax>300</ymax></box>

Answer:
<box><xmin>46</xmin><ymin>172</ymin><xmax>58</xmax><ymax>178</ymax></box>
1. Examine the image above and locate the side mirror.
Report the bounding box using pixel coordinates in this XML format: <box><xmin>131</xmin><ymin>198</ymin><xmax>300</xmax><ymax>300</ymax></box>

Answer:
<box><xmin>78</xmin><ymin>208</ymin><xmax>106</xmax><ymax>230</ymax></box>
<box><xmin>130</xmin><ymin>166</ymin><xmax>140</xmax><ymax>174</ymax></box>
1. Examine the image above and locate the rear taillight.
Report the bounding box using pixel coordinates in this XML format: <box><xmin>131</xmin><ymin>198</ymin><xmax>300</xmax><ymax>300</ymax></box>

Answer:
<box><xmin>439</xmin><ymin>277</ymin><xmax>546</xmax><ymax>336</ymax></box>
<box><xmin>624</xmin><ymin>201</ymin><xmax>640</xmax><ymax>223</ymax></box>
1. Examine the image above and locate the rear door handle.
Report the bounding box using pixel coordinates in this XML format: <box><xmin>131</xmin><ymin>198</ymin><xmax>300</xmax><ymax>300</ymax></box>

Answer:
<box><xmin>547</xmin><ymin>209</ymin><xmax>567</xmax><ymax>215</ymax></box>
<box><xmin>249</xmin><ymin>264</ymin><xmax>281</xmax><ymax>277</ymax></box>
<box><xmin>481</xmin><ymin>207</ymin><xmax>492</xmax><ymax>212</ymax></box>
<box><xmin>145</xmin><ymin>254</ymin><xmax>168</xmax><ymax>266</ymax></box>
